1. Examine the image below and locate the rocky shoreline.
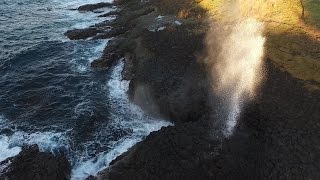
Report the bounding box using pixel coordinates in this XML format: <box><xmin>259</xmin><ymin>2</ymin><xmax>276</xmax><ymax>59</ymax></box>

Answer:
<box><xmin>0</xmin><ymin>145</ymin><xmax>70</xmax><ymax>180</ymax></box>
<box><xmin>2</xmin><ymin>0</ymin><xmax>320</xmax><ymax>179</ymax></box>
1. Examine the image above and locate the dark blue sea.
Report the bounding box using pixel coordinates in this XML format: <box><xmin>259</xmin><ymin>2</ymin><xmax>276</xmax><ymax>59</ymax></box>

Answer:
<box><xmin>0</xmin><ymin>0</ymin><xmax>170</xmax><ymax>179</ymax></box>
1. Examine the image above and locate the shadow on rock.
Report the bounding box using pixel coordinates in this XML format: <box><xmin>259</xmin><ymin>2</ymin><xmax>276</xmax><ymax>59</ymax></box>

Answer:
<box><xmin>0</xmin><ymin>145</ymin><xmax>71</xmax><ymax>180</ymax></box>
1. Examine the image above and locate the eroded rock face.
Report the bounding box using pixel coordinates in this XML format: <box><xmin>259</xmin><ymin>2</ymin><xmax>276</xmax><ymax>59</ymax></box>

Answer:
<box><xmin>76</xmin><ymin>0</ymin><xmax>211</xmax><ymax>123</ymax></box>
<box><xmin>91</xmin><ymin>38</ymin><xmax>130</xmax><ymax>70</ymax></box>
<box><xmin>64</xmin><ymin>28</ymin><xmax>104</xmax><ymax>40</ymax></box>
<box><xmin>98</xmin><ymin>121</ymin><xmax>220</xmax><ymax>180</ymax></box>
<box><xmin>128</xmin><ymin>27</ymin><xmax>212</xmax><ymax>122</ymax></box>
<box><xmin>1</xmin><ymin>145</ymin><xmax>71</xmax><ymax>180</ymax></box>
<box><xmin>98</xmin><ymin>62</ymin><xmax>320</xmax><ymax>180</ymax></box>
<box><xmin>78</xmin><ymin>3</ymin><xmax>113</xmax><ymax>12</ymax></box>
<box><xmin>63</xmin><ymin>1</ymin><xmax>320</xmax><ymax>180</ymax></box>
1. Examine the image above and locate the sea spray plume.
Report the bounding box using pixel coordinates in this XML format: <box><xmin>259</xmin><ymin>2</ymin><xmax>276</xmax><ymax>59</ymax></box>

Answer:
<box><xmin>204</xmin><ymin>1</ymin><xmax>266</xmax><ymax>137</ymax></box>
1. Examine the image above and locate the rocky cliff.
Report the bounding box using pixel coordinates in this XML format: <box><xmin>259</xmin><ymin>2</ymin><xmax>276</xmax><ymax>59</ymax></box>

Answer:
<box><xmin>4</xmin><ymin>0</ymin><xmax>319</xmax><ymax>179</ymax></box>
<box><xmin>90</xmin><ymin>0</ymin><xmax>320</xmax><ymax>179</ymax></box>
<box><xmin>0</xmin><ymin>145</ymin><xmax>71</xmax><ymax>180</ymax></box>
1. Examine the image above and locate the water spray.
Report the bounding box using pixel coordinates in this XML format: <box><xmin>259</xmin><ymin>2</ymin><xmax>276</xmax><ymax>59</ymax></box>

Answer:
<box><xmin>205</xmin><ymin>2</ymin><xmax>266</xmax><ymax>137</ymax></box>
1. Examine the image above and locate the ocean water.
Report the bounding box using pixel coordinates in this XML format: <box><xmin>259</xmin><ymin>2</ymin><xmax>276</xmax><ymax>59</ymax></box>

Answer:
<box><xmin>0</xmin><ymin>0</ymin><xmax>171</xmax><ymax>179</ymax></box>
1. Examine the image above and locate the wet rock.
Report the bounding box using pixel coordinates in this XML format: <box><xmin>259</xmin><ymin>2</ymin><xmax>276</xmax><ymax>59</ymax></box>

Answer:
<box><xmin>93</xmin><ymin>27</ymin><xmax>128</xmax><ymax>40</ymax></box>
<box><xmin>91</xmin><ymin>38</ymin><xmax>127</xmax><ymax>70</ymax></box>
<box><xmin>80</xmin><ymin>0</ymin><xmax>209</xmax><ymax>122</ymax></box>
<box><xmin>91</xmin><ymin>52</ymin><xmax>122</xmax><ymax>70</ymax></box>
<box><xmin>91</xmin><ymin>37</ymin><xmax>136</xmax><ymax>70</ymax></box>
<box><xmin>1</xmin><ymin>145</ymin><xmax>71</xmax><ymax>180</ymax></box>
<box><xmin>128</xmin><ymin>26</ymin><xmax>211</xmax><ymax>123</ymax></box>
<box><xmin>98</xmin><ymin>121</ymin><xmax>221</xmax><ymax>180</ymax></box>
<box><xmin>64</xmin><ymin>28</ymin><xmax>103</xmax><ymax>40</ymax></box>
<box><xmin>68</xmin><ymin>0</ymin><xmax>320</xmax><ymax>179</ymax></box>
<box><xmin>86</xmin><ymin>175</ymin><xmax>98</xmax><ymax>180</ymax></box>
<box><xmin>98</xmin><ymin>11</ymin><xmax>120</xmax><ymax>18</ymax></box>
<box><xmin>121</xmin><ymin>53</ymin><xmax>135</xmax><ymax>80</ymax></box>
<box><xmin>98</xmin><ymin>61</ymin><xmax>320</xmax><ymax>180</ymax></box>
<box><xmin>78</xmin><ymin>3</ymin><xmax>113</xmax><ymax>12</ymax></box>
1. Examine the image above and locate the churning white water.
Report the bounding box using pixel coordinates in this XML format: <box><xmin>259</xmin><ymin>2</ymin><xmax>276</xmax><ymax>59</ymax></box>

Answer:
<box><xmin>0</xmin><ymin>61</ymin><xmax>171</xmax><ymax>180</ymax></box>
<box><xmin>0</xmin><ymin>115</ymin><xmax>70</xmax><ymax>171</ymax></box>
<box><xmin>0</xmin><ymin>1</ymin><xmax>171</xmax><ymax>179</ymax></box>
<box><xmin>70</xmin><ymin>60</ymin><xmax>172</xmax><ymax>179</ymax></box>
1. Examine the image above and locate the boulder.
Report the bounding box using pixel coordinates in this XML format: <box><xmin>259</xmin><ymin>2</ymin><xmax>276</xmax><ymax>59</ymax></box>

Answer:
<box><xmin>64</xmin><ymin>28</ymin><xmax>103</xmax><ymax>40</ymax></box>
<box><xmin>78</xmin><ymin>3</ymin><xmax>113</xmax><ymax>12</ymax></box>
<box><xmin>0</xmin><ymin>145</ymin><xmax>71</xmax><ymax>180</ymax></box>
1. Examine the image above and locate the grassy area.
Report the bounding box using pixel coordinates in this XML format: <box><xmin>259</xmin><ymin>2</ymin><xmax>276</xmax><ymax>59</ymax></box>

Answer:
<box><xmin>147</xmin><ymin>0</ymin><xmax>320</xmax><ymax>90</ymax></box>
<box><xmin>197</xmin><ymin>0</ymin><xmax>320</xmax><ymax>90</ymax></box>
<box><xmin>305</xmin><ymin>0</ymin><xmax>320</xmax><ymax>28</ymax></box>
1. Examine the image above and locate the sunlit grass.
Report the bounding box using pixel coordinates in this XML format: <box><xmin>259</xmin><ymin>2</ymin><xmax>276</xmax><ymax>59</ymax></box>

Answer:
<box><xmin>305</xmin><ymin>0</ymin><xmax>320</xmax><ymax>28</ymax></box>
<box><xmin>196</xmin><ymin>0</ymin><xmax>320</xmax><ymax>90</ymax></box>
<box><xmin>147</xmin><ymin>0</ymin><xmax>319</xmax><ymax>89</ymax></box>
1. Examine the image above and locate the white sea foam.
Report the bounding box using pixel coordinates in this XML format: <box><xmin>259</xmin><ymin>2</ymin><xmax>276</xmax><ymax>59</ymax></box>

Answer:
<box><xmin>157</xmin><ymin>26</ymin><xmax>166</xmax><ymax>31</ymax></box>
<box><xmin>1</xmin><ymin>1</ymin><xmax>171</xmax><ymax>178</ymax></box>
<box><xmin>0</xmin><ymin>136</ymin><xmax>22</xmax><ymax>162</ymax></box>
<box><xmin>156</xmin><ymin>15</ymin><xmax>165</xmax><ymax>20</ymax></box>
<box><xmin>174</xmin><ymin>20</ymin><xmax>182</xmax><ymax>26</ymax></box>
<box><xmin>0</xmin><ymin>115</ymin><xmax>70</xmax><ymax>164</ymax></box>
<box><xmin>88</xmin><ymin>40</ymin><xmax>109</xmax><ymax>63</ymax></box>
<box><xmin>58</xmin><ymin>0</ymin><xmax>114</xmax><ymax>9</ymax></box>
<box><xmin>49</xmin><ymin>0</ymin><xmax>116</xmax><ymax>42</ymax></box>
<box><xmin>8</xmin><ymin>131</ymin><xmax>70</xmax><ymax>153</ymax></box>
<box><xmin>0</xmin><ymin>115</ymin><xmax>21</xmax><ymax>167</ymax></box>
<box><xmin>71</xmin><ymin>60</ymin><xmax>172</xmax><ymax>180</ymax></box>
<box><xmin>69</xmin><ymin>39</ymin><xmax>108</xmax><ymax>73</ymax></box>
<box><xmin>71</xmin><ymin>137</ymin><xmax>138</xmax><ymax>179</ymax></box>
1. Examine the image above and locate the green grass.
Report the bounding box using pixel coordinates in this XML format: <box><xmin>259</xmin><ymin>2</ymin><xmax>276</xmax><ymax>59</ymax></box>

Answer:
<box><xmin>196</xmin><ymin>0</ymin><xmax>320</xmax><ymax>90</ymax></box>
<box><xmin>305</xmin><ymin>0</ymin><xmax>320</xmax><ymax>28</ymax></box>
<box><xmin>148</xmin><ymin>0</ymin><xmax>320</xmax><ymax>90</ymax></box>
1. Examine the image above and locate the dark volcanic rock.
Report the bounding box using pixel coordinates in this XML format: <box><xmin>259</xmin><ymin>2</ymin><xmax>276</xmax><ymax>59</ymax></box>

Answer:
<box><xmin>80</xmin><ymin>0</ymin><xmax>210</xmax><ymax>123</ymax></box>
<box><xmin>129</xmin><ymin>26</ymin><xmax>212</xmax><ymax>123</ymax></box>
<box><xmin>91</xmin><ymin>52</ymin><xmax>122</xmax><ymax>70</ymax></box>
<box><xmin>98</xmin><ymin>61</ymin><xmax>320</xmax><ymax>180</ymax></box>
<box><xmin>98</xmin><ymin>11</ymin><xmax>120</xmax><ymax>18</ymax></box>
<box><xmin>121</xmin><ymin>53</ymin><xmax>135</xmax><ymax>80</ymax></box>
<box><xmin>64</xmin><ymin>28</ymin><xmax>103</xmax><ymax>40</ymax></box>
<box><xmin>93</xmin><ymin>27</ymin><xmax>128</xmax><ymax>40</ymax></box>
<box><xmin>91</xmin><ymin>38</ymin><xmax>131</xmax><ymax>70</ymax></box>
<box><xmin>68</xmin><ymin>0</ymin><xmax>320</xmax><ymax>179</ymax></box>
<box><xmin>78</xmin><ymin>3</ymin><xmax>113</xmax><ymax>12</ymax></box>
<box><xmin>98</xmin><ymin>122</ymin><xmax>221</xmax><ymax>180</ymax></box>
<box><xmin>86</xmin><ymin>175</ymin><xmax>98</xmax><ymax>180</ymax></box>
<box><xmin>1</xmin><ymin>145</ymin><xmax>71</xmax><ymax>180</ymax></box>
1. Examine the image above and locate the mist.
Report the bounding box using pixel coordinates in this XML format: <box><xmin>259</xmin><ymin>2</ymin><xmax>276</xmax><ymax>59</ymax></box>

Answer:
<box><xmin>204</xmin><ymin>0</ymin><xmax>266</xmax><ymax>137</ymax></box>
